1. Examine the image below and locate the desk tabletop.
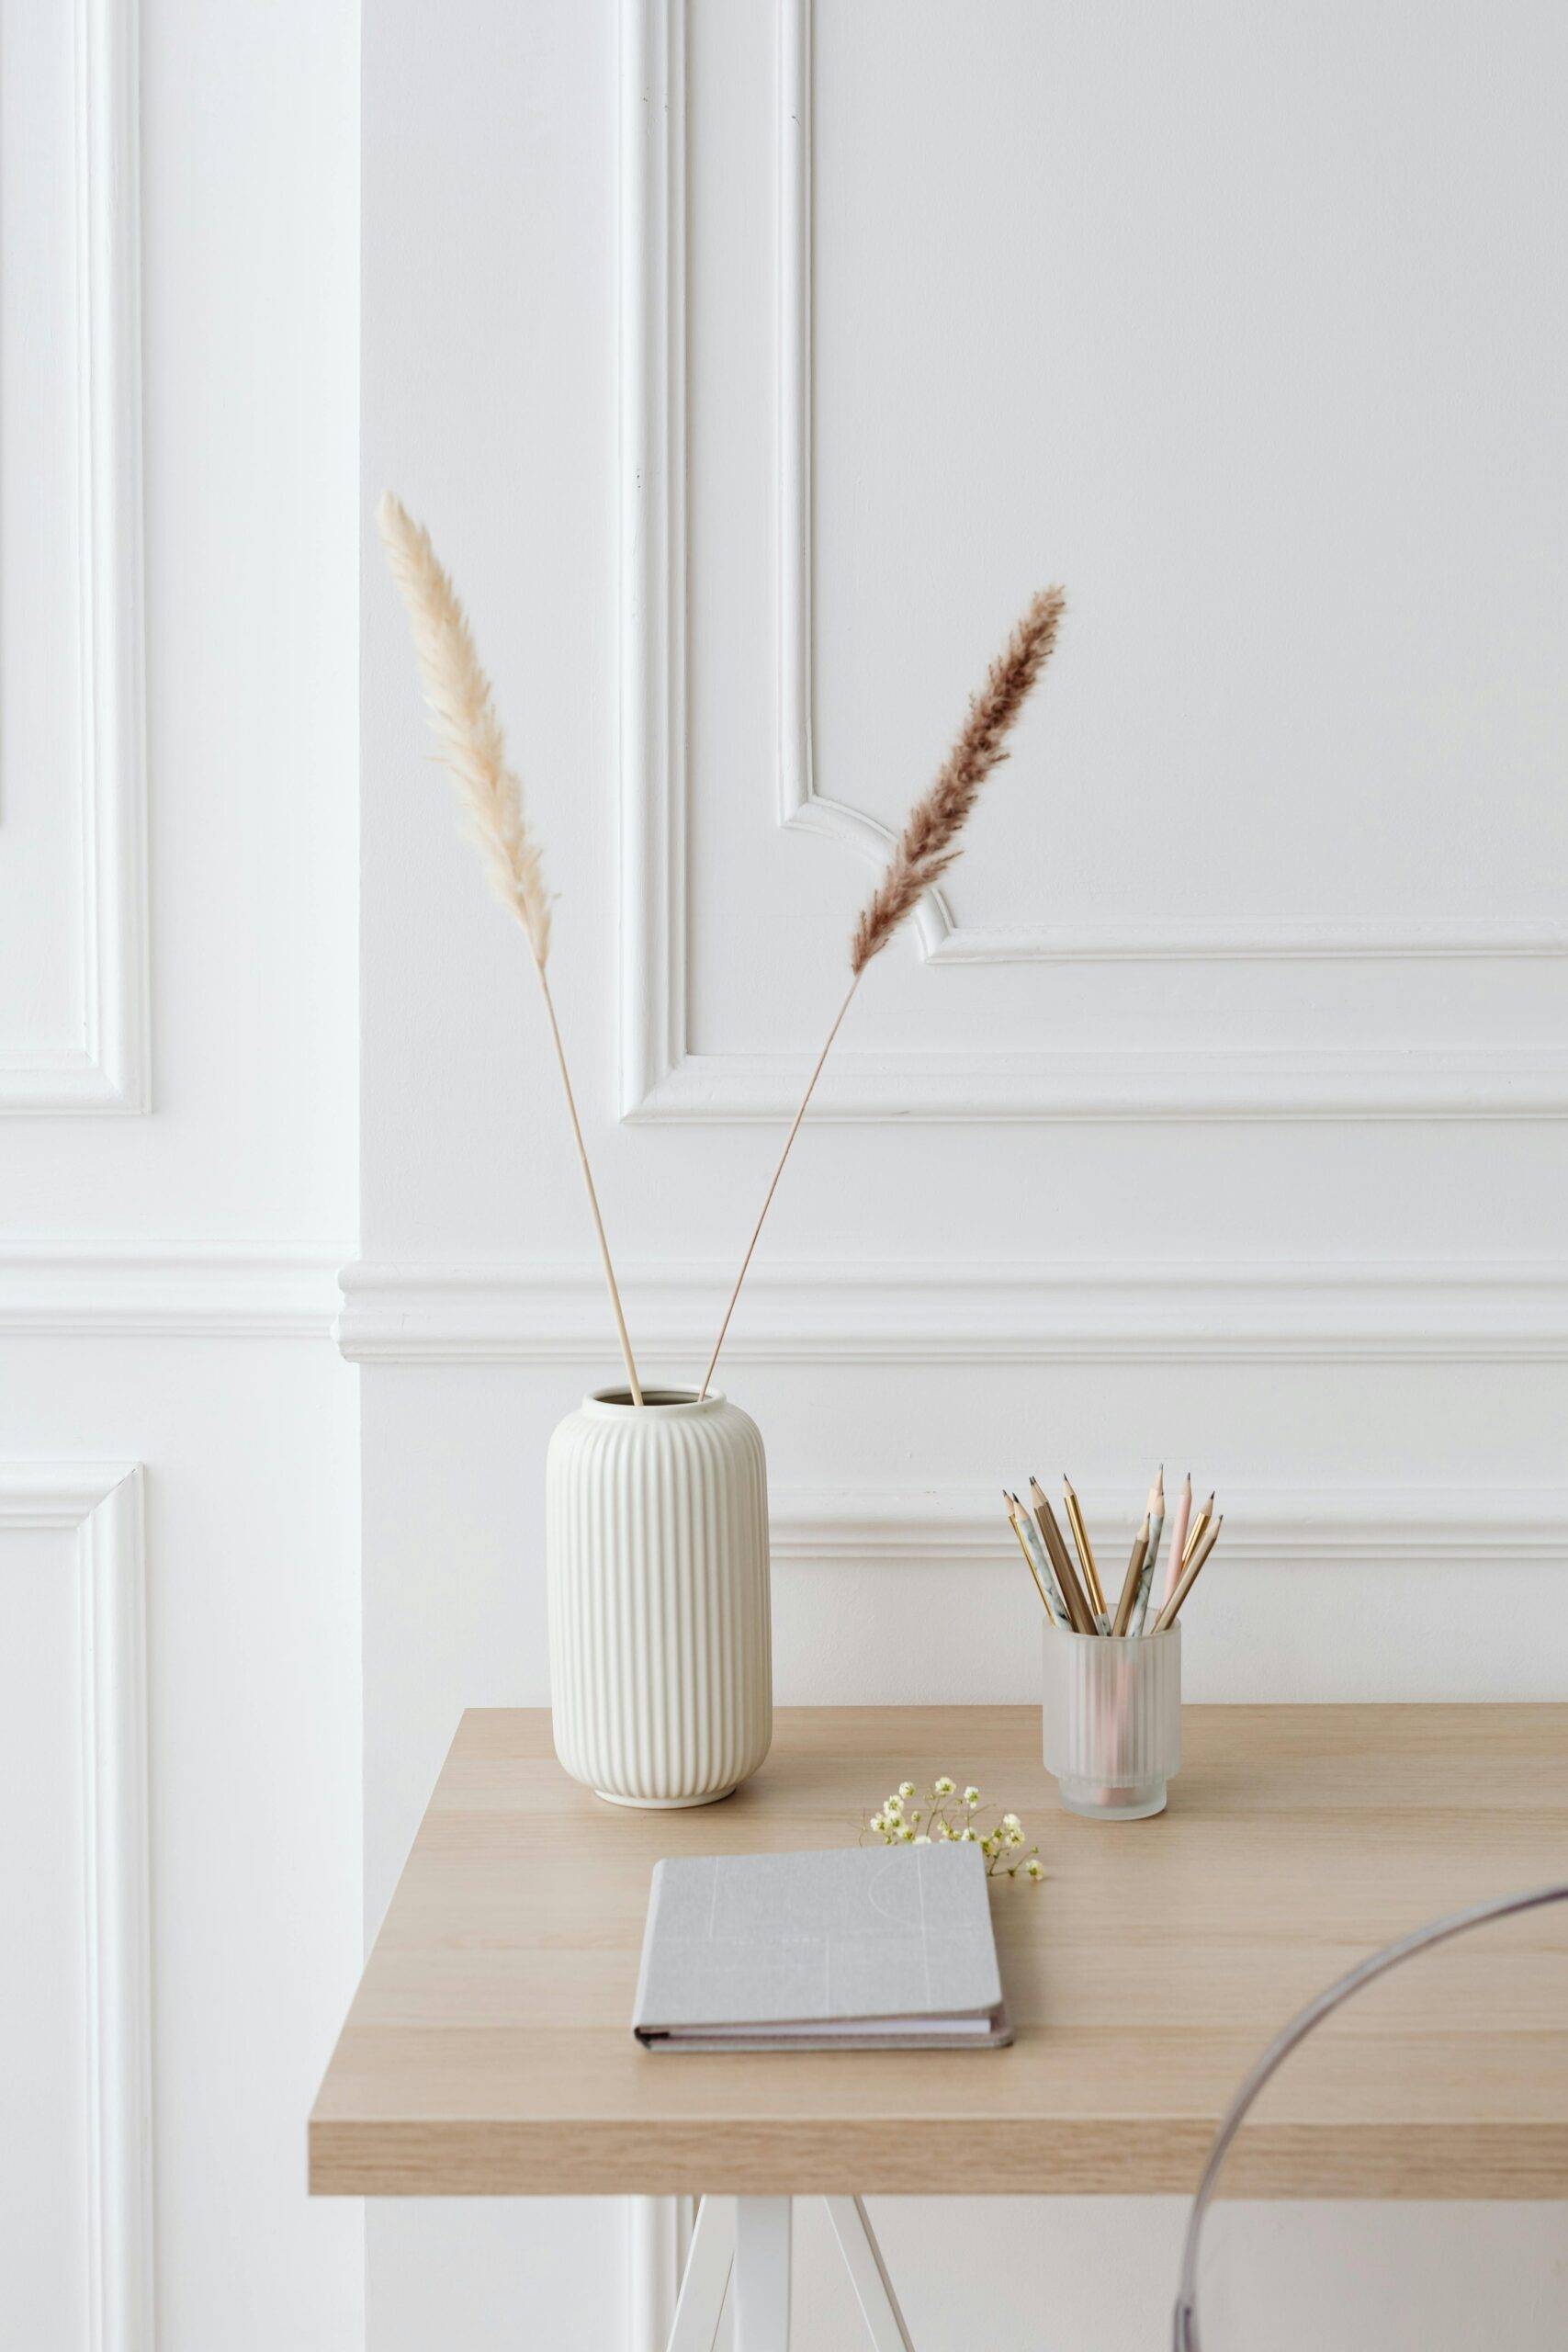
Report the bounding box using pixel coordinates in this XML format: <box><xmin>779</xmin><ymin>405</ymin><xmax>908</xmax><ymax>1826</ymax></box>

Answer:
<box><xmin>310</xmin><ymin>1704</ymin><xmax>1568</xmax><ymax>2199</ymax></box>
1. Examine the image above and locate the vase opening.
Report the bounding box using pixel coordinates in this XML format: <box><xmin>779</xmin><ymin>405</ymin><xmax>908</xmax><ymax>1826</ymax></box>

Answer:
<box><xmin>586</xmin><ymin>1385</ymin><xmax>724</xmax><ymax>1412</ymax></box>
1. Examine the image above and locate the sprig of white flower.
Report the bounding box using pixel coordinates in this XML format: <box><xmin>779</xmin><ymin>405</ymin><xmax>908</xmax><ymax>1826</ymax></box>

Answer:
<box><xmin>856</xmin><ymin>1773</ymin><xmax>1043</xmax><ymax>1884</ymax></box>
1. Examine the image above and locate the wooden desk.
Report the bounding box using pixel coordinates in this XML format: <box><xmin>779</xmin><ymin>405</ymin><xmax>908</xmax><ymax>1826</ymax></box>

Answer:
<box><xmin>310</xmin><ymin>1704</ymin><xmax>1568</xmax><ymax>2201</ymax></box>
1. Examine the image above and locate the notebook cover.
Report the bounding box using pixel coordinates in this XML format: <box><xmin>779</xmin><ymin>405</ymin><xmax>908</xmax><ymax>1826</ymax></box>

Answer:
<box><xmin>631</xmin><ymin>1843</ymin><xmax>1011</xmax><ymax>2051</ymax></box>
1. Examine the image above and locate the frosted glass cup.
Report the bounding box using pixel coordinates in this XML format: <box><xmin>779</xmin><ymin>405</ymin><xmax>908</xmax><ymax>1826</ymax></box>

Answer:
<box><xmin>1041</xmin><ymin>1623</ymin><xmax>1181</xmax><ymax>1820</ymax></box>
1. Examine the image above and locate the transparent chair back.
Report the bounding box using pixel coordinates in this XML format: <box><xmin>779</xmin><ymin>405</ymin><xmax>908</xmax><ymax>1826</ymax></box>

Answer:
<box><xmin>1173</xmin><ymin>1883</ymin><xmax>1568</xmax><ymax>2352</ymax></box>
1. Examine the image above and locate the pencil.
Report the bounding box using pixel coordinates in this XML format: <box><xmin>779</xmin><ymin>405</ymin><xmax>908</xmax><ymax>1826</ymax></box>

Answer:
<box><xmin>1130</xmin><ymin>1466</ymin><xmax>1165</xmax><ymax>1635</ymax></box>
<box><xmin>1112</xmin><ymin>1514</ymin><xmax>1150</xmax><ymax>1636</ymax></box>
<box><xmin>1006</xmin><ymin>1492</ymin><xmax>1068</xmax><ymax>1626</ymax></box>
<box><xmin>1182</xmin><ymin>1490</ymin><xmax>1215</xmax><ymax>1571</ymax></box>
<box><xmin>1029</xmin><ymin>1476</ymin><xmax>1098</xmax><ymax>1634</ymax></box>
<box><xmin>1062</xmin><ymin>1478</ymin><xmax>1108</xmax><ymax>1626</ymax></box>
<box><xmin>1153</xmin><ymin>1512</ymin><xmax>1223</xmax><ymax>1631</ymax></box>
<box><xmin>1161</xmin><ymin>1473</ymin><xmax>1192</xmax><ymax>1609</ymax></box>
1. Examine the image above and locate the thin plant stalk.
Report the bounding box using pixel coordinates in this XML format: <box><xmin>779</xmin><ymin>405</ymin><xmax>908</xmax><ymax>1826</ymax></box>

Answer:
<box><xmin>697</xmin><ymin>976</ymin><xmax>859</xmax><ymax>1399</ymax></box>
<box><xmin>699</xmin><ymin>585</ymin><xmax>1066</xmax><ymax>1397</ymax></box>
<box><xmin>536</xmin><ymin>964</ymin><xmax>645</xmax><ymax>1405</ymax></box>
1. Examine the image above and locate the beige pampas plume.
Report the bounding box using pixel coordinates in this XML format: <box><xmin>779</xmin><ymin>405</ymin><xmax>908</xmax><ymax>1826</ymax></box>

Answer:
<box><xmin>699</xmin><ymin>584</ymin><xmax>1066</xmax><ymax>1399</ymax></box>
<box><xmin>376</xmin><ymin>491</ymin><xmax>552</xmax><ymax>966</ymax></box>
<box><xmin>378</xmin><ymin>491</ymin><xmax>644</xmax><ymax>1406</ymax></box>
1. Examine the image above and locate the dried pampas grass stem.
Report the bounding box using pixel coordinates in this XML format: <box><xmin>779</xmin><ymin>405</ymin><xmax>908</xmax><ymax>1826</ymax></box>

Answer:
<box><xmin>698</xmin><ymin>584</ymin><xmax>1066</xmax><ymax>1398</ymax></box>
<box><xmin>378</xmin><ymin>491</ymin><xmax>644</xmax><ymax>1407</ymax></box>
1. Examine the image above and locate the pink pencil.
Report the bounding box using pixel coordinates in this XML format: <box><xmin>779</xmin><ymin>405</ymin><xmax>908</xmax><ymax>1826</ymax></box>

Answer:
<box><xmin>1162</xmin><ymin>1473</ymin><xmax>1192</xmax><ymax>1609</ymax></box>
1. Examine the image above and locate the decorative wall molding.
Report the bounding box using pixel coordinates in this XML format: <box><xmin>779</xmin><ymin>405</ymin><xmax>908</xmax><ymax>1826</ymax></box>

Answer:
<box><xmin>335</xmin><ymin>1254</ymin><xmax>1568</xmax><ymax>1365</ymax></box>
<box><xmin>617</xmin><ymin>0</ymin><xmax>1568</xmax><ymax>1119</ymax></box>
<box><xmin>2</xmin><ymin>0</ymin><xmax>150</xmax><ymax>1114</ymax></box>
<box><xmin>0</xmin><ymin>1464</ymin><xmax>152</xmax><ymax>2350</ymax></box>
<box><xmin>627</xmin><ymin>1047</ymin><xmax>1568</xmax><ymax>1125</ymax></box>
<box><xmin>0</xmin><ymin>1242</ymin><xmax>350</xmax><ymax>1337</ymax></box>
<box><xmin>618</xmin><ymin>0</ymin><xmax>687</xmax><ymax>1129</ymax></box>
<box><xmin>768</xmin><ymin>1482</ymin><xmax>1568</xmax><ymax>1570</ymax></box>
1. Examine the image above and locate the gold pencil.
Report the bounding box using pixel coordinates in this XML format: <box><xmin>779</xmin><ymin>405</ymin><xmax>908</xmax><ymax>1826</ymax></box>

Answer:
<box><xmin>1153</xmin><ymin>1513</ymin><xmax>1224</xmax><ymax>1631</ymax></box>
<box><xmin>1029</xmin><ymin>1476</ymin><xmax>1097</xmax><ymax>1634</ymax></box>
<box><xmin>1182</xmin><ymin>1490</ymin><xmax>1215</xmax><ymax>1568</ymax></box>
<box><xmin>1112</xmin><ymin>1514</ymin><xmax>1149</xmax><ymax>1636</ymax></box>
<box><xmin>1062</xmin><ymin>1478</ymin><xmax>1107</xmax><ymax>1623</ymax></box>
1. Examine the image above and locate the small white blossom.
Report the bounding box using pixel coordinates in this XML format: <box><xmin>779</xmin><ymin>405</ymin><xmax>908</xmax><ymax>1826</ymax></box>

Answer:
<box><xmin>884</xmin><ymin>1793</ymin><xmax>903</xmax><ymax>1818</ymax></box>
<box><xmin>913</xmin><ymin>1834</ymin><xmax>931</xmax><ymax>1844</ymax></box>
<box><xmin>1001</xmin><ymin>1814</ymin><xmax>1021</xmax><ymax>1831</ymax></box>
<box><xmin>933</xmin><ymin>1776</ymin><xmax>955</xmax><ymax>1798</ymax></box>
<box><xmin>908</xmin><ymin>1809</ymin><xmax>922</xmax><ymax>1826</ymax></box>
<box><xmin>958</xmin><ymin>1826</ymin><xmax>978</xmax><ymax>1842</ymax></box>
<box><xmin>1007</xmin><ymin>1826</ymin><xmax>1025</xmax><ymax>1847</ymax></box>
<box><xmin>898</xmin><ymin>1823</ymin><xmax>916</xmax><ymax>1843</ymax></box>
<box><xmin>981</xmin><ymin>1835</ymin><xmax>998</xmax><ymax>1858</ymax></box>
<box><xmin>964</xmin><ymin>1787</ymin><xmax>981</xmax><ymax>1808</ymax></box>
<box><xmin>898</xmin><ymin>1781</ymin><xmax>916</xmax><ymax>1800</ymax></box>
<box><xmin>869</xmin><ymin>1815</ymin><xmax>885</xmax><ymax>1833</ymax></box>
<box><xmin>1025</xmin><ymin>1858</ymin><xmax>1044</xmax><ymax>1882</ymax></box>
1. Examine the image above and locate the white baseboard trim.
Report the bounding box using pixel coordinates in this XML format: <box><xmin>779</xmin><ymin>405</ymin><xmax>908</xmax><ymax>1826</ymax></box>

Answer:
<box><xmin>334</xmin><ymin>1256</ymin><xmax>1568</xmax><ymax>1365</ymax></box>
<box><xmin>0</xmin><ymin>1242</ymin><xmax>351</xmax><ymax>1337</ymax></box>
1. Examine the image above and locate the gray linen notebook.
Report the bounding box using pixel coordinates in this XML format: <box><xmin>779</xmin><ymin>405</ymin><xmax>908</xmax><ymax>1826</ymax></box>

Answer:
<box><xmin>632</xmin><ymin>1843</ymin><xmax>1012</xmax><ymax>2051</ymax></box>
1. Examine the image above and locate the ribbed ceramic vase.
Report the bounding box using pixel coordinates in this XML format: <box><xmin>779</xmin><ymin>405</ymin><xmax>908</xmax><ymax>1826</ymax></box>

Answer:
<box><xmin>546</xmin><ymin>1387</ymin><xmax>773</xmax><ymax>1806</ymax></box>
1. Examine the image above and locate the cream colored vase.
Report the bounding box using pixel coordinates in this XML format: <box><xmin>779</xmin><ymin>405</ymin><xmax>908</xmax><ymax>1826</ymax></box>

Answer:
<box><xmin>546</xmin><ymin>1387</ymin><xmax>773</xmax><ymax>1806</ymax></box>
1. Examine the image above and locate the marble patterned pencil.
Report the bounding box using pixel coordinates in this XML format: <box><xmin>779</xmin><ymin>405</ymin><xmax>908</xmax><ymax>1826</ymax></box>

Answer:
<box><xmin>1006</xmin><ymin>1493</ymin><xmax>1070</xmax><ymax>1626</ymax></box>
<box><xmin>1130</xmin><ymin>1466</ymin><xmax>1165</xmax><ymax>1634</ymax></box>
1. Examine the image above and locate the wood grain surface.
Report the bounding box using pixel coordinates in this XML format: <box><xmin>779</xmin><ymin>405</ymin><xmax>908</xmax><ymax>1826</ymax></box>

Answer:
<box><xmin>310</xmin><ymin>1705</ymin><xmax>1568</xmax><ymax>2198</ymax></box>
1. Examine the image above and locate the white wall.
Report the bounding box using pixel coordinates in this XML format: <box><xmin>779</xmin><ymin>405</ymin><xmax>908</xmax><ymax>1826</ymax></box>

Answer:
<box><xmin>16</xmin><ymin>0</ymin><xmax>1559</xmax><ymax>2344</ymax></box>
<box><xmin>322</xmin><ymin>0</ymin><xmax>1568</xmax><ymax>2344</ymax></box>
<box><xmin>21</xmin><ymin>0</ymin><xmax>1568</xmax><ymax>2326</ymax></box>
<box><xmin>1</xmin><ymin>3</ymin><xmax>362</xmax><ymax>2347</ymax></box>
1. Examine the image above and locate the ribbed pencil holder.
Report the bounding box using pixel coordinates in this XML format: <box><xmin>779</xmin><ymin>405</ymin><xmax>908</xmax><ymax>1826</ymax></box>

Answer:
<box><xmin>1041</xmin><ymin>1623</ymin><xmax>1181</xmax><ymax>1820</ymax></box>
<box><xmin>546</xmin><ymin>1387</ymin><xmax>773</xmax><ymax>1808</ymax></box>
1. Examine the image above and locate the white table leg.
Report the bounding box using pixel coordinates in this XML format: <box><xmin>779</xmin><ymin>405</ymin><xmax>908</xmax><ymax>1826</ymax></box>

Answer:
<box><xmin>824</xmin><ymin>2197</ymin><xmax>918</xmax><ymax>2351</ymax></box>
<box><xmin>733</xmin><ymin>2196</ymin><xmax>792</xmax><ymax>2352</ymax></box>
<box><xmin>665</xmin><ymin>2195</ymin><xmax>735</xmax><ymax>2352</ymax></box>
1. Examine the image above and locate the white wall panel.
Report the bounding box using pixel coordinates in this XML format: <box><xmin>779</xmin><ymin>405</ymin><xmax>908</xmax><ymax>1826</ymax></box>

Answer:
<box><xmin>4</xmin><ymin>1</ymin><xmax>363</xmax><ymax>2348</ymax></box>
<box><xmin>626</xmin><ymin>0</ymin><xmax>1568</xmax><ymax>1119</ymax></box>
<box><xmin>0</xmin><ymin>0</ymin><xmax>148</xmax><ymax>1111</ymax></box>
<box><xmin>0</xmin><ymin>1468</ymin><xmax>150</xmax><ymax>2352</ymax></box>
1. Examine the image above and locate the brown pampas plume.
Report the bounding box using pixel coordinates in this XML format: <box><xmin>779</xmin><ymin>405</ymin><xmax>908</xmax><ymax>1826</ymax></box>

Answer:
<box><xmin>851</xmin><ymin>586</ymin><xmax>1066</xmax><ymax>973</ymax></box>
<box><xmin>699</xmin><ymin>584</ymin><xmax>1066</xmax><ymax>1397</ymax></box>
<box><xmin>378</xmin><ymin>491</ymin><xmax>645</xmax><ymax>1406</ymax></box>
